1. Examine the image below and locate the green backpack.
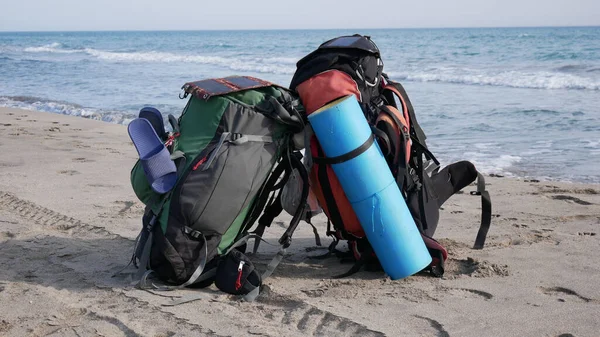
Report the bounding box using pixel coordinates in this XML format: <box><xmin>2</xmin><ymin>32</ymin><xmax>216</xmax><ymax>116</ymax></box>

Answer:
<box><xmin>128</xmin><ymin>76</ymin><xmax>309</xmax><ymax>300</ymax></box>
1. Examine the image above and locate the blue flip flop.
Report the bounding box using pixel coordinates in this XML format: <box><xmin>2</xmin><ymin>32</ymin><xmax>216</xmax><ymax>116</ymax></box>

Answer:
<box><xmin>128</xmin><ymin>118</ymin><xmax>177</xmax><ymax>194</ymax></box>
<box><xmin>139</xmin><ymin>107</ymin><xmax>168</xmax><ymax>141</ymax></box>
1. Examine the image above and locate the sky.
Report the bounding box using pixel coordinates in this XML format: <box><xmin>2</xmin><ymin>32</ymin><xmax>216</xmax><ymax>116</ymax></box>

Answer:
<box><xmin>0</xmin><ymin>0</ymin><xmax>599</xmax><ymax>31</ymax></box>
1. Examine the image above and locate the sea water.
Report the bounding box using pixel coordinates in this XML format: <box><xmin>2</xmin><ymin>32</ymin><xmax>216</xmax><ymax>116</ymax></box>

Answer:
<box><xmin>1</xmin><ymin>27</ymin><xmax>599</xmax><ymax>183</ymax></box>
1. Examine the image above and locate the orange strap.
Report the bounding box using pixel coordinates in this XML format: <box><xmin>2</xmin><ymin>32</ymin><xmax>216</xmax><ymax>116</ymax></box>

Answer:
<box><xmin>383</xmin><ymin>83</ymin><xmax>411</xmax><ymax>131</ymax></box>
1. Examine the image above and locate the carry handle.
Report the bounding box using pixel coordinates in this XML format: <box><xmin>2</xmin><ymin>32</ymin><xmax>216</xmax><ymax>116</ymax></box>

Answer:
<box><xmin>256</xmin><ymin>96</ymin><xmax>305</xmax><ymax>133</ymax></box>
<box><xmin>168</xmin><ymin>114</ymin><xmax>180</xmax><ymax>134</ymax></box>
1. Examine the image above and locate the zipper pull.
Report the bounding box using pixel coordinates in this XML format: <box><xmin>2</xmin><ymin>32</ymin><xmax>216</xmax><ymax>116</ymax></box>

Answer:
<box><xmin>192</xmin><ymin>155</ymin><xmax>208</xmax><ymax>171</ymax></box>
<box><xmin>235</xmin><ymin>261</ymin><xmax>245</xmax><ymax>291</ymax></box>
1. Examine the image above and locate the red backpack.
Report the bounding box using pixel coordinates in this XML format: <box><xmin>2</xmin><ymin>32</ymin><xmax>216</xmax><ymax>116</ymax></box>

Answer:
<box><xmin>290</xmin><ymin>34</ymin><xmax>492</xmax><ymax>277</ymax></box>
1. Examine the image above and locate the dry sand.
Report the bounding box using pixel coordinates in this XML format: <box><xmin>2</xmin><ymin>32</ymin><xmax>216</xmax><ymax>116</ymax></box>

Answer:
<box><xmin>0</xmin><ymin>106</ymin><xmax>599</xmax><ymax>337</ymax></box>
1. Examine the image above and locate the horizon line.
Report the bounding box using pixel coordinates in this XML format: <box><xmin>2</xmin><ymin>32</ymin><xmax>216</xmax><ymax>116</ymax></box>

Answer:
<box><xmin>1</xmin><ymin>24</ymin><xmax>599</xmax><ymax>33</ymax></box>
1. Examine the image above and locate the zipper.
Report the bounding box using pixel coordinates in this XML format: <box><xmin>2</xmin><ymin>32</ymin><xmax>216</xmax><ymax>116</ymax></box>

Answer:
<box><xmin>191</xmin><ymin>132</ymin><xmax>230</xmax><ymax>171</ymax></box>
<box><xmin>235</xmin><ymin>260</ymin><xmax>245</xmax><ymax>291</ymax></box>
<box><xmin>200</xmin><ymin>132</ymin><xmax>230</xmax><ymax>171</ymax></box>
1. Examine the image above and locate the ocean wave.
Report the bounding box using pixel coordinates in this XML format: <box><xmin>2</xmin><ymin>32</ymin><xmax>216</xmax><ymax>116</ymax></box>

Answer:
<box><xmin>538</xmin><ymin>52</ymin><xmax>581</xmax><ymax>61</ymax></box>
<box><xmin>555</xmin><ymin>64</ymin><xmax>591</xmax><ymax>73</ymax></box>
<box><xmin>23</xmin><ymin>42</ymin><xmax>79</xmax><ymax>54</ymax></box>
<box><xmin>463</xmin><ymin>153</ymin><xmax>522</xmax><ymax>176</ymax></box>
<box><xmin>19</xmin><ymin>42</ymin><xmax>299</xmax><ymax>74</ymax></box>
<box><xmin>583</xmin><ymin>140</ymin><xmax>599</xmax><ymax>149</ymax></box>
<box><xmin>83</xmin><ymin>48</ymin><xmax>297</xmax><ymax>74</ymax></box>
<box><xmin>435</xmin><ymin>151</ymin><xmax>522</xmax><ymax>178</ymax></box>
<box><xmin>0</xmin><ymin>96</ymin><xmax>134</xmax><ymax>125</ymax></box>
<box><xmin>388</xmin><ymin>69</ymin><xmax>600</xmax><ymax>90</ymax></box>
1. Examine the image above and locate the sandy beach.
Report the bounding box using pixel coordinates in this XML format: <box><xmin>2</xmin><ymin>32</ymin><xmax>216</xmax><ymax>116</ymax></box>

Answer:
<box><xmin>0</xmin><ymin>106</ymin><xmax>599</xmax><ymax>337</ymax></box>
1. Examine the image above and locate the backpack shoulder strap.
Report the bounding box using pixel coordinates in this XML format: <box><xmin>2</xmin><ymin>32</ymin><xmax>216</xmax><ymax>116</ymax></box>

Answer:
<box><xmin>381</xmin><ymin>84</ymin><xmax>411</xmax><ymax>131</ymax></box>
<box><xmin>472</xmin><ymin>172</ymin><xmax>492</xmax><ymax>249</ymax></box>
<box><xmin>382</xmin><ymin>78</ymin><xmax>428</xmax><ymax>146</ymax></box>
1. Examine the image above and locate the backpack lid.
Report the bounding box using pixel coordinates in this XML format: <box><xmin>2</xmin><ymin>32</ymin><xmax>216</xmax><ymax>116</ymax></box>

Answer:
<box><xmin>182</xmin><ymin>75</ymin><xmax>276</xmax><ymax>101</ymax></box>
<box><xmin>318</xmin><ymin>34</ymin><xmax>380</xmax><ymax>56</ymax></box>
<box><xmin>290</xmin><ymin>35</ymin><xmax>383</xmax><ymax>92</ymax></box>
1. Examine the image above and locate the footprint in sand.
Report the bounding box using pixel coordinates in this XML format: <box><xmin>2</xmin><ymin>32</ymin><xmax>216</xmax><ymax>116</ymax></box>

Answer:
<box><xmin>538</xmin><ymin>286</ymin><xmax>595</xmax><ymax>303</ymax></box>
<box><xmin>551</xmin><ymin>195</ymin><xmax>593</xmax><ymax>205</ymax></box>
<box><xmin>0</xmin><ymin>160</ymin><xmax>23</xmax><ymax>168</ymax></box>
<box><xmin>87</xmin><ymin>183</ymin><xmax>118</xmax><ymax>188</ymax></box>
<box><xmin>97</xmin><ymin>200</ymin><xmax>143</xmax><ymax>219</ymax></box>
<box><xmin>509</xmin><ymin>229</ymin><xmax>559</xmax><ymax>246</ymax></box>
<box><xmin>542</xmin><ymin>186</ymin><xmax>599</xmax><ymax>195</ymax></box>
<box><xmin>413</xmin><ymin>315</ymin><xmax>450</xmax><ymax>337</ymax></box>
<box><xmin>444</xmin><ymin>287</ymin><xmax>494</xmax><ymax>300</ymax></box>
<box><xmin>0</xmin><ymin>231</ymin><xmax>16</xmax><ymax>239</ymax></box>
<box><xmin>444</xmin><ymin>257</ymin><xmax>510</xmax><ymax>278</ymax></box>
<box><xmin>72</xmin><ymin>157</ymin><xmax>94</xmax><ymax>163</ymax></box>
<box><xmin>115</xmin><ymin>201</ymin><xmax>135</xmax><ymax>215</ymax></box>
<box><xmin>301</xmin><ymin>289</ymin><xmax>326</xmax><ymax>298</ymax></box>
<box><xmin>58</xmin><ymin>170</ymin><xmax>80</xmax><ymax>175</ymax></box>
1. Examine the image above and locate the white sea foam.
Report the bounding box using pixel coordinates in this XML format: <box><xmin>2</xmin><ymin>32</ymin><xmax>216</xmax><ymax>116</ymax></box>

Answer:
<box><xmin>531</xmin><ymin>140</ymin><xmax>554</xmax><ymax>148</ymax></box>
<box><xmin>21</xmin><ymin>44</ymin><xmax>298</xmax><ymax>74</ymax></box>
<box><xmin>19</xmin><ymin>44</ymin><xmax>600</xmax><ymax>89</ymax></box>
<box><xmin>23</xmin><ymin>42</ymin><xmax>79</xmax><ymax>54</ymax></box>
<box><xmin>388</xmin><ymin>69</ymin><xmax>600</xmax><ymax>90</ymax></box>
<box><xmin>454</xmin><ymin>152</ymin><xmax>522</xmax><ymax>177</ymax></box>
<box><xmin>82</xmin><ymin>48</ymin><xmax>296</xmax><ymax>74</ymax></box>
<box><xmin>521</xmin><ymin>149</ymin><xmax>553</xmax><ymax>156</ymax></box>
<box><xmin>473</xmin><ymin>143</ymin><xmax>499</xmax><ymax>150</ymax></box>
<box><xmin>0</xmin><ymin>97</ymin><xmax>133</xmax><ymax>125</ymax></box>
<box><xmin>583</xmin><ymin>140</ymin><xmax>600</xmax><ymax>149</ymax></box>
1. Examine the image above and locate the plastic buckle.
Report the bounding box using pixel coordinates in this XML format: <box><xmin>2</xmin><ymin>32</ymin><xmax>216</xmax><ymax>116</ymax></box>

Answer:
<box><xmin>371</xmin><ymin>96</ymin><xmax>384</xmax><ymax>108</ymax></box>
<box><xmin>183</xmin><ymin>227</ymin><xmax>202</xmax><ymax>239</ymax></box>
<box><xmin>278</xmin><ymin>234</ymin><xmax>292</xmax><ymax>249</ymax></box>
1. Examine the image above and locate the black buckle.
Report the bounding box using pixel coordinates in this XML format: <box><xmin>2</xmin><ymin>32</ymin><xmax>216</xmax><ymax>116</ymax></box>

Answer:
<box><xmin>183</xmin><ymin>226</ymin><xmax>203</xmax><ymax>239</ymax></box>
<box><xmin>278</xmin><ymin>234</ymin><xmax>292</xmax><ymax>248</ymax></box>
<box><xmin>371</xmin><ymin>96</ymin><xmax>384</xmax><ymax>108</ymax></box>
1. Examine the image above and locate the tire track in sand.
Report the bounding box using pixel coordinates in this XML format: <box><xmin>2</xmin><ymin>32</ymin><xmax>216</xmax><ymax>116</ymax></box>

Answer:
<box><xmin>0</xmin><ymin>191</ymin><xmax>221</xmax><ymax>337</ymax></box>
<box><xmin>0</xmin><ymin>191</ymin><xmax>386</xmax><ymax>337</ymax></box>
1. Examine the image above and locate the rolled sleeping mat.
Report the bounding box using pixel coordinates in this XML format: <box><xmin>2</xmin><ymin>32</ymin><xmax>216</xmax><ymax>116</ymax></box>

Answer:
<box><xmin>307</xmin><ymin>95</ymin><xmax>432</xmax><ymax>280</ymax></box>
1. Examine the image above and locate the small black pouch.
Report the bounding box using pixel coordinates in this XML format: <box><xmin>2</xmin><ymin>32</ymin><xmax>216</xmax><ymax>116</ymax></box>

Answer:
<box><xmin>215</xmin><ymin>250</ymin><xmax>262</xmax><ymax>295</ymax></box>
